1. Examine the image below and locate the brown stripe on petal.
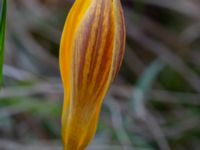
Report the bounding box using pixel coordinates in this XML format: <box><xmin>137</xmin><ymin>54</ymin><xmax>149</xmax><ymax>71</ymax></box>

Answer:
<box><xmin>77</xmin><ymin>0</ymin><xmax>104</xmax><ymax>101</ymax></box>
<box><xmin>72</xmin><ymin>0</ymin><xmax>112</xmax><ymax>104</ymax></box>
<box><xmin>75</xmin><ymin>4</ymin><xmax>97</xmax><ymax>90</ymax></box>
<box><xmin>86</xmin><ymin>0</ymin><xmax>106</xmax><ymax>87</ymax></box>
<box><xmin>88</xmin><ymin>0</ymin><xmax>115</xmax><ymax>97</ymax></box>
<box><xmin>87</xmin><ymin>1</ymin><xmax>105</xmax><ymax>79</ymax></box>
<box><xmin>91</xmin><ymin>12</ymin><xmax>114</xmax><ymax>99</ymax></box>
<box><xmin>60</xmin><ymin>0</ymin><xmax>94</xmax><ymax>88</ymax></box>
<box><xmin>111</xmin><ymin>0</ymin><xmax>126</xmax><ymax>80</ymax></box>
<box><xmin>61</xmin><ymin>1</ymin><xmax>100</xmax><ymax>145</ymax></box>
<box><xmin>92</xmin><ymin>66</ymin><xmax>111</xmax><ymax>106</ymax></box>
<box><xmin>70</xmin><ymin>0</ymin><xmax>101</xmax><ymax>105</ymax></box>
<box><xmin>67</xmin><ymin>0</ymin><xmax>114</xmax><ymax>127</ymax></box>
<box><xmin>60</xmin><ymin>1</ymin><xmax>95</xmax><ymax>138</ymax></box>
<box><xmin>90</xmin><ymin>0</ymin><xmax>125</xmax><ymax>104</ymax></box>
<box><xmin>60</xmin><ymin>0</ymin><xmax>126</xmax><ymax>149</ymax></box>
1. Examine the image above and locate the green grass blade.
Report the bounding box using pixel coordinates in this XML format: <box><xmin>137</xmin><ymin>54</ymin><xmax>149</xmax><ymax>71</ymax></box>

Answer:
<box><xmin>0</xmin><ymin>0</ymin><xmax>7</xmax><ymax>84</ymax></box>
<box><xmin>136</xmin><ymin>59</ymin><xmax>165</xmax><ymax>93</ymax></box>
<box><xmin>131</xmin><ymin>59</ymin><xmax>166</xmax><ymax>113</ymax></box>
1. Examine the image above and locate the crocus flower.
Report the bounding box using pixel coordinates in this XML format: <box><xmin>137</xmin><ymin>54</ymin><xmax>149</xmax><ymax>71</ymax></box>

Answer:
<box><xmin>59</xmin><ymin>0</ymin><xmax>126</xmax><ymax>149</ymax></box>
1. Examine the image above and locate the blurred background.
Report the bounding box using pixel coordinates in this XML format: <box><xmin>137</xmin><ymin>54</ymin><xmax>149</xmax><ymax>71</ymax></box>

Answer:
<box><xmin>0</xmin><ymin>0</ymin><xmax>200</xmax><ymax>149</ymax></box>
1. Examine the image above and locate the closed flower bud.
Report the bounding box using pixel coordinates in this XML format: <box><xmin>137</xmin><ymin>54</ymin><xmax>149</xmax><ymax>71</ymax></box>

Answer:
<box><xmin>59</xmin><ymin>0</ymin><xmax>126</xmax><ymax>149</ymax></box>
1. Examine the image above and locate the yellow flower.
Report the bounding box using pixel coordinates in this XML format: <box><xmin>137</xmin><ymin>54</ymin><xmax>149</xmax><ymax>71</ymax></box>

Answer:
<box><xmin>59</xmin><ymin>0</ymin><xmax>126</xmax><ymax>149</ymax></box>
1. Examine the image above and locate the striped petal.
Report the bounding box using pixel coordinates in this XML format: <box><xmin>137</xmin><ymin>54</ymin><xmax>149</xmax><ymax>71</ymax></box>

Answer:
<box><xmin>59</xmin><ymin>0</ymin><xmax>126</xmax><ymax>149</ymax></box>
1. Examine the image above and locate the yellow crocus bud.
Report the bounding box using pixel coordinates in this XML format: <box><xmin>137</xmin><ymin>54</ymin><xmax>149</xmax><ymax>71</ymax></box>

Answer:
<box><xmin>59</xmin><ymin>0</ymin><xmax>126</xmax><ymax>149</ymax></box>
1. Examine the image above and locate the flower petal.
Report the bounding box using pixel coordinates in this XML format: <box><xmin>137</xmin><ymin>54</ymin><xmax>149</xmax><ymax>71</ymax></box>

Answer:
<box><xmin>59</xmin><ymin>0</ymin><xmax>126</xmax><ymax>149</ymax></box>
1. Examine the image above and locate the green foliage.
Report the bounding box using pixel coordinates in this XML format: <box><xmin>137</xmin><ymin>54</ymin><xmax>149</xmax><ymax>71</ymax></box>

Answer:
<box><xmin>0</xmin><ymin>0</ymin><xmax>6</xmax><ymax>84</ymax></box>
<box><xmin>131</xmin><ymin>59</ymin><xmax>166</xmax><ymax>112</ymax></box>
